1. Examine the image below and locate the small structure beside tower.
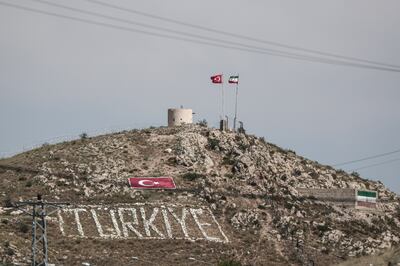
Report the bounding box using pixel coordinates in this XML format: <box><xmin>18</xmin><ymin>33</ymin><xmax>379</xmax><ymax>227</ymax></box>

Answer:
<box><xmin>167</xmin><ymin>107</ymin><xmax>245</xmax><ymax>133</ymax></box>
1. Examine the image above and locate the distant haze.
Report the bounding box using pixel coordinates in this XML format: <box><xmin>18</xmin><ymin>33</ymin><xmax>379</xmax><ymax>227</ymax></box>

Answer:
<box><xmin>0</xmin><ymin>0</ymin><xmax>399</xmax><ymax>193</ymax></box>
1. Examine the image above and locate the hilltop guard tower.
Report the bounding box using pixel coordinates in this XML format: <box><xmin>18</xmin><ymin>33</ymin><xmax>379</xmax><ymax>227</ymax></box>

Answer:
<box><xmin>168</xmin><ymin>108</ymin><xmax>193</xmax><ymax>127</ymax></box>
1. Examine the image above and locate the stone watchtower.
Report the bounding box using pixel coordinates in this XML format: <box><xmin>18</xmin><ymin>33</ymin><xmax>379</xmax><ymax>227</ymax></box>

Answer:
<box><xmin>168</xmin><ymin>108</ymin><xmax>193</xmax><ymax>127</ymax></box>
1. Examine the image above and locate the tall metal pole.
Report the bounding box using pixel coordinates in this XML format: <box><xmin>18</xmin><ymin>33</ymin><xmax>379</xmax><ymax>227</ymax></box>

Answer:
<box><xmin>41</xmin><ymin>204</ymin><xmax>48</xmax><ymax>265</ymax></box>
<box><xmin>233</xmin><ymin>83</ymin><xmax>239</xmax><ymax>131</ymax></box>
<box><xmin>233</xmin><ymin>74</ymin><xmax>239</xmax><ymax>132</ymax></box>
<box><xmin>221</xmin><ymin>73</ymin><xmax>225</xmax><ymax>119</ymax></box>
<box><xmin>31</xmin><ymin>205</ymin><xmax>36</xmax><ymax>265</ymax></box>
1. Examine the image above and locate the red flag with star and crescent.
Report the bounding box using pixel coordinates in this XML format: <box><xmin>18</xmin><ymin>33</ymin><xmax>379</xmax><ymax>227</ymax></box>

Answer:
<box><xmin>128</xmin><ymin>177</ymin><xmax>176</xmax><ymax>189</ymax></box>
<box><xmin>210</xmin><ymin>74</ymin><xmax>223</xmax><ymax>84</ymax></box>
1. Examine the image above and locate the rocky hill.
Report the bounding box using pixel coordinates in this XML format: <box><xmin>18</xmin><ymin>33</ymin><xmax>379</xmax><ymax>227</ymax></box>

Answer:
<box><xmin>0</xmin><ymin>124</ymin><xmax>399</xmax><ymax>265</ymax></box>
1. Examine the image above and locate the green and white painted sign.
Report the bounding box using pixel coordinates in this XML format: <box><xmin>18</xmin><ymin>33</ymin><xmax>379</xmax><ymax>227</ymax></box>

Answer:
<box><xmin>356</xmin><ymin>190</ymin><xmax>377</xmax><ymax>208</ymax></box>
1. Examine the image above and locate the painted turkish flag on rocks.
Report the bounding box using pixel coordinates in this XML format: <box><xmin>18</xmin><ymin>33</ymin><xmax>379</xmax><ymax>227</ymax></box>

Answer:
<box><xmin>128</xmin><ymin>177</ymin><xmax>176</xmax><ymax>189</ymax></box>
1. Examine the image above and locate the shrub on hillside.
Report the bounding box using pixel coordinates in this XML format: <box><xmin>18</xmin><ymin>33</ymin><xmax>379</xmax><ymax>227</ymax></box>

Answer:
<box><xmin>41</xmin><ymin>142</ymin><xmax>50</xmax><ymax>147</ymax></box>
<box><xmin>286</xmin><ymin>149</ymin><xmax>296</xmax><ymax>155</ymax></box>
<box><xmin>3</xmin><ymin>196</ymin><xmax>13</xmax><ymax>208</ymax></box>
<box><xmin>25</xmin><ymin>180</ymin><xmax>33</xmax><ymax>187</ymax></box>
<box><xmin>4</xmin><ymin>241</ymin><xmax>14</xmax><ymax>256</ymax></box>
<box><xmin>218</xmin><ymin>259</ymin><xmax>241</xmax><ymax>266</ymax></box>
<box><xmin>182</xmin><ymin>172</ymin><xmax>205</xmax><ymax>181</ymax></box>
<box><xmin>222</xmin><ymin>155</ymin><xmax>235</xmax><ymax>165</ymax></box>
<box><xmin>80</xmin><ymin>133</ymin><xmax>88</xmax><ymax>140</ymax></box>
<box><xmin>18</xmin><ymin>222</ymin><xmax>30</xmax><ymax>234</ymax></box>
<box><xmin>197</xmin><ymin>119</ymin><xmax>208</xmax><ymax>127</ymax></box>
<box><xmin>351</xmin><ymin>171</ymin><xmax>360</xmax><ymax>177</ymax></box>
<box><xmin>208</xmin><ymin>138</ymin><xmax>220</xmax><ymax>150</ymax></box>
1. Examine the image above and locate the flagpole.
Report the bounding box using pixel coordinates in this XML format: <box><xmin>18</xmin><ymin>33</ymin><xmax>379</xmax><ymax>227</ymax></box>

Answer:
<box><xmin>233</xmin><ymin>74</ymin><xmax>239</xmax><ymax>132</ymax></box>
<box><xmin>221</xmin><ymin>73</ymin><xmax>225</xmax><ymax>119</ymax></box>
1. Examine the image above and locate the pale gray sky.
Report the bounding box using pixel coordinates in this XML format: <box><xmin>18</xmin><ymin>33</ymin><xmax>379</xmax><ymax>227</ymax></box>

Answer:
<box><xmin>1</xmin><ymin>0</ymin><xmax>399</xmax><ymax>193</ymax></box>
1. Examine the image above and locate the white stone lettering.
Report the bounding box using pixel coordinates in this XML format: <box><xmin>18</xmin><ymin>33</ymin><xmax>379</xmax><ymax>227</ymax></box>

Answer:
<box><xmin>161</xmin><ymin>206</ymin><xmax>172</xmax><ymax>238</ymax></box>
<box><xmin>140</xmin><ymin>207</ymin><xmax>164</xmax><ymax>238</ymax></box>
<box><xmin>90</xmin><ymin>209</ymin><xmax>106</xmax><ymax>238</ymax></box>
<box><xmin>57</xmin><ymin>209</ymin><xmax>65</xmax><ymax>236</ymax></box>
<box><xmin>117</xmin><ymin>208</ymin><xmax>143</xmax><ymax>238</ymax></box>
<box><xmin>64</xmin><ymin>208</ymin><xmax>87</xmax><ymax>237</ymax></box>
<box><xmin>208</xmin><ymin>208</ymin><xmax>229</xmax><ymax>243</ymax></box>
<box><xmin>190</xmin><ymin>208</ymin><xmax>221</xmax><ymax>242</ymax></box>
<box><xmin>90</xmin><ymin>208</ymin><xmax>121</xmax><ymax>238</ymax></box>
<box><xmin>110</xmin><ymin>209</ymin><xmax>121</xmax><ymax>238</ymax></box>
<box><xmin>53</xmin><ymin>204</ymin><xmax>228</xmax><ymax>243</ymax></box>
<box><xmin>168</xmin><ymin>207</ymin><xmax>189</xmax><ymax>238</ymax></box>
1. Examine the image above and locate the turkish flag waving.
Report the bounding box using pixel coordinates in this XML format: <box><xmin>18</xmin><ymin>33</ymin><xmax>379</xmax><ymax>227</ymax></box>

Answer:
<box><xmin>211</xmin><ymin>74</ymin><xmax>223</xmax><ymax>84</ymax></box>
<box><xmin>128</xmin><ymin>177</ymin><xmax>176</xmax><ymax>189</ymax></box>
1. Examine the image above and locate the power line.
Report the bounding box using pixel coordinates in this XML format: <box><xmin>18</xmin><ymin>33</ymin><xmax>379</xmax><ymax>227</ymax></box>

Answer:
<box><xmin>333</xmin><ymin>148</ymin><xmax>400</xmax><ymax>167</ymax></box>
<box><xmin>350</xmin><ymin>157</ymin><xmax>400</xmax><ymax>171</ymax></box>
<box><xmin>31</xmin><ymin>0</ymin><xmax>334</xmax><ymax>62</ymax></box>
<box><xmin>27</xmin><ymin>0</ymin><xmax>400</xmax><ymax>73</ymax></box>
<box><xmin>1</xmin><ymin>1</ymin><xmax>400</xmax><ymax>73</ymax></box>
<box><xmin>86</xmin><ymin>0</ymin><xmax>400</xmax><ymax>70</ymax></box>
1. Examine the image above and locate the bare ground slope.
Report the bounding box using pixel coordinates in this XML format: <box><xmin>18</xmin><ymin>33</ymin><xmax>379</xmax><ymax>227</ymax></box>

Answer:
<box><xmin>0</xmin><ymin>125</ymin><xmax>399</xmax><ymax>265</ymax></box>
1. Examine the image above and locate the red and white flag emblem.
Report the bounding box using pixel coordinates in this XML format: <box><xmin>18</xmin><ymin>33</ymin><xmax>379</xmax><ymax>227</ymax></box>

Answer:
<box><xmin>210</xmin><ymin>74</ymin><xmax>223</xmax><ymax>84</ymax></box>
<box><xmin>128</xmin><ymin>177</ymin><xmax>176</xmax><ymax>189</ymax></box>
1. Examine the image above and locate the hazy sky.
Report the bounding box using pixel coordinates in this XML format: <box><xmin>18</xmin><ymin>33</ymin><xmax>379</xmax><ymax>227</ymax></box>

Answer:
<box><xmin>1</xmin><ymin>0</ymin><xmax>399</xmax><ymax>193</ymax></box>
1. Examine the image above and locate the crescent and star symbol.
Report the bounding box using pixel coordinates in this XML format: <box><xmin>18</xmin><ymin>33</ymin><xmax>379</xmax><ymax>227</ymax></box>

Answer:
<box><xmin>129</xmin><ymin>177</ymin><xmax>175</xmax><ymax>189</ymax></box>
<box><xmin>138</xmin><ymin>180</ymin><xmax>160</xmax><ymax>187</ymax></box>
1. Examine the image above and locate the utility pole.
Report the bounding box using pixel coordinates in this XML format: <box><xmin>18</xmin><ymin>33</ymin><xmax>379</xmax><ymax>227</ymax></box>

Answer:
<box><xmin>14</xmin><ymin>195</ymin><xmax>69</xmax><ymax>266</ymax></box>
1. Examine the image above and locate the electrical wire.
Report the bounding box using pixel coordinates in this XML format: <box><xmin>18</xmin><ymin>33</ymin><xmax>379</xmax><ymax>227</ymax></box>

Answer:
<box><xmin>26</xmin><ymin>0</ymin><xmax>400</xmax><ymax>72</ymax></box>
<box><xmin>86</xmin><ymin>0</ymin><xmax>400</xmax><ymax>70</ymax></box>
<box><xmin>350</xmin><ymin>158</ymin><xmax>400</xmax><ymax>171</ymax></box>
<box><xmin>0</xmin><ymin>2</ymin><xmax>400</xmax><ymax>72</ymax></box>
<box><xmin>2</xmin><ymin>1</ymin><xmax>400</xmax><ymax>73</ymax></box>
<box><xmin>333</xmin><ymin>148</ymin><xmax>400</xmax><ymax>167</ymax></box>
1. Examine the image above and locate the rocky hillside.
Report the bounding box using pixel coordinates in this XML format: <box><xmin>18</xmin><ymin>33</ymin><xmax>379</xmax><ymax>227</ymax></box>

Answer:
<box><xmin>0</xmin><ymin>124</ymin><xmax>399</xmax><ymax>265</ymax></box>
